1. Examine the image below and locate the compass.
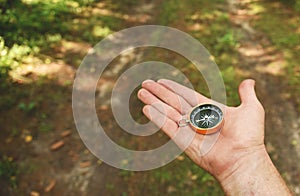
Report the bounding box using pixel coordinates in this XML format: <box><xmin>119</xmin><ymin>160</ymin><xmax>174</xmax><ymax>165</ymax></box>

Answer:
<box><xmin>178</xmin><ymin>103</ymin><xmax>224</xmax><ymax>135</ymax></box>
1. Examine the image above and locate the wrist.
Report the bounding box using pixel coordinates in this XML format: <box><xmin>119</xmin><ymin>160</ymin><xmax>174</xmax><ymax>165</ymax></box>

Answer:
<box><xmin>217</xmin><ymin>145</ymin><xmax>268</xmax><ymax>185</ymax></box>
<box><xmin>217</xmin><ymin>146</ymin><xmax>291</xmax><ymax>195</ymax></box>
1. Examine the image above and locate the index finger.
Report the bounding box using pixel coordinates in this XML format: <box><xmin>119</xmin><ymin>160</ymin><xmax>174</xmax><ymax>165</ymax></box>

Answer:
<box><xmin>157</xmin><ymin>79</ymin><xmax>210</xmax><ymax>106</ymax></box>
<box><xmin>142</xmin><ymin>80</ymin><xmax>192</xmax><ymax>114</ymax></box>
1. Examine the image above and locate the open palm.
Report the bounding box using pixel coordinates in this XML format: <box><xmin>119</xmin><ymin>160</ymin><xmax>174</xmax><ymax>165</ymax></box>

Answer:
<box><xmin>138</xmin><ymin>79</ymin><xmax>266</xmax><ymax>181</ymax></box>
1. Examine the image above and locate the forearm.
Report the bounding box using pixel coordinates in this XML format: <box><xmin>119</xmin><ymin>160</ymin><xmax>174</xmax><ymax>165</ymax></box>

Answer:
<box><xmin>218</xmin><ymin>148</ymin><xmax>291</xmax><ymax>196</ymax></box>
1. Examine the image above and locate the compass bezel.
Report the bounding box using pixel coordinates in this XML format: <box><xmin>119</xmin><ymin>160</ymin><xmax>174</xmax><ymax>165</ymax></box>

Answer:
<box><xmin>188</xmin><ymin>103</ymin><xmax>224</xmax><ymax>135</ymax></box>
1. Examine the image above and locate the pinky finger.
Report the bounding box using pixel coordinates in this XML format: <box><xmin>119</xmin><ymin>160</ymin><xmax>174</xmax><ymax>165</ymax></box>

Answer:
<box><xmin>143</xmin><ymin>105</ymin><xmax>179</xmax><ymax>138</ymax></box>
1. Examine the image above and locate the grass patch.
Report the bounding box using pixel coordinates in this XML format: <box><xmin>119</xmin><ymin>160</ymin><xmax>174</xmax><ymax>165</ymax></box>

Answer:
<box><xmin>250</xmin><ymin>0</ymin><xmax>300</xmax><ymax>108</ymax></box>
<box><xmin>158</xmin><ymin>0</ymin><xmax>182</xmax><ymax>25</ymax></box>
<box><xmin>18</xmin><ymin>102</ymin><xmax>36</xmax><ymax>114</ymax></box>
<box><xmin>0</xmin><ymin>0</ymin><xmax>122</xmax><ymax>83</ymax></box>
<box><xmin>153</xmin><ymin>0</ymin><xmax>242</xmax><ymax>110</ymax></box>
<box><xmin>0</xmin><ymin>156</ymin><xmax>18</xmax><ymax>189</ymax></box>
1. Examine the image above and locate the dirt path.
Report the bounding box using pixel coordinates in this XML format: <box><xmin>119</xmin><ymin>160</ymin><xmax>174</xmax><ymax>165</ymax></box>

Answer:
<box><xmin>227</xmin><ymin>0</ymin><xmax>300</xmax><ymax>194</ymax></box>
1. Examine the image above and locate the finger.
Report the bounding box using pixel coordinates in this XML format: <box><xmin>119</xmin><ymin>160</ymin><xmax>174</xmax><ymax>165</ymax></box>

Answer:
<box><xmin>143</xmin><ymin>105</ymin><xmax>196</xmax><ymax>151</ymax></box>
<box><xmin>238</xmin><ymin>79</ymin><xmax>260</xmax><ymax>106</ymax></box>
<box><xmin>157</xmin><ymin>79</ymin><xmax>210</xmax><ymax>106</ymax></box>
<box><xmin>142</xmin><ymin>105</ymin><xmax>179</xmax><ymax>138</ymax></box>
<box><xmin>142</xmin><ymin>80</ymin><xmax>192</xmax><ymax>114</ymax></box>
<box><xmin>137</xmin><ymin>88</ymin><xmax>182</xmax><ymax>122</ymax></box>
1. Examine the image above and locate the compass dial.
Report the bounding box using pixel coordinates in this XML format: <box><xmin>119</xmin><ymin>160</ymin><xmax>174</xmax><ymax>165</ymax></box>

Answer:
<box><xmin>189</xmin><ymin>104</ymin><xmax>224</xmax><ymax>134</ymax></box>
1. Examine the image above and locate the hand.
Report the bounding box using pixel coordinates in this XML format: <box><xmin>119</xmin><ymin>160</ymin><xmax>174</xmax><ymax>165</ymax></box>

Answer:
<box><xmin>138</xmin><ymin>79</ymin><xmax>265</xmax><ymax>180</ymax></box>
<box><xmin>138</xmin><ymin>79</ymin><xmax>291</xmax><ymax>195</ymax></box>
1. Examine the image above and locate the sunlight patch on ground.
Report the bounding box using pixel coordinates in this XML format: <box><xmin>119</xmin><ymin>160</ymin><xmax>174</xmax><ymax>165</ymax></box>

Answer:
<box><xmin>11</xmin><ymin>62</ymin><xmax>75</xmax><ymax>85</ymax></box>
<box><xmin>189</xmin><ymin>10</ymin><xmax>226</xmax><ymax>21</ymax></box>
<box><xmin>60</xmin><ymin>40</ymin><xmax>91</xmax><ymax>54</ymax></box>
<box><xmin>8</xmin><ymin>39</ymin><xmax>91</xmax><ymax>84</ymax></box>
<box><xmin>255</xmin><ymin>60</ymin><xmax>287</xmax><ymax>76</ymax></box>
<box><xmin>22</xmin><ymin>0</ymin><xmax>79</xmax><ymax>7</ymax></box>
<box><xmin>238</xmin><ymin>46</ymin><xmax>264</xmax><ymax>57</ymax></box>
<box><xmin>92</xmin><ymin>26</ymin><xmax>112</xmax><ymax>38</ymax></box>
<box><xmin>125</xmin><ymin>14</ymin><xmax>151</xmax><ymax>23</ymax></box>
<box><xmin>91</xmin><ymin>6</ymin><xmax>114</xmax><ymax>16</ymax></box>
<box><xmin>296</xmin><ymin>26</ymin><xmax>300</xmax><ymax>34</ymax></box>
<box><xmin>248</xmin><ymin>2</ymin><xmax>265</xmax><ymax>15</ymax></box>
<box><xmin>90</xmin><ymin>2</ymin><xmax>152</xmax><ymax>23</ymax></box>
<box><xmin>21</xmin><ymin>0</ymin><xmax>40</xmax><ymax>3</ymax></box>
<box><xmin>187</xmin><ymin>23</ymin><xmax>205</xmax><ymax>31</ymax></box>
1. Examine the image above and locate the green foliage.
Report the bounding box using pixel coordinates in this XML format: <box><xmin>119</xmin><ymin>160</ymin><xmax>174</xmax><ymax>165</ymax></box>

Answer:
<box><xmin>0</xmin><ymin>0</ymin><xmax>117</xmax><ymax>98</ymax></box>
<box><xmin>0</xmin><ymin>0</ymin><xmax>120</xmax><ymax>81</ymax></box>
<box><xmin>18</xmin><ymin>102</ymin><xmax>36</xmax><ymax>113</ymax></box>
<box><xmin>255</xmin><ymin>10</ymin><xmax>299</xmax><ymax>48</ymax></box>
<box><xmin>0</xmin><ymin>156</ymin><xmax>18</xmax><ymax>189</ymax></box>
<box><xmin>0</xmin><ymin>36</ymin><xmax>36</xmax><ymax>106</ymax></box>
<box><xmin>37</xmin><ymin>113</ymin><xmax>53</xmax><ymax>133</ymax></box>
<box><xmin>0</xmin><ymin>0</ymin><xmax>21</xmax><ymax>14</ymax></box>
<box><xmin>105</xmin><ymin>182</ymin><xmax>115</xmax><ymax>190</ymax></box>
<box><xmin>111</xmin><ymin>0</ymin><xmax>138</xmax><ymax>8</ymax></box>
<box><xmin>121</xmin><ymin>192</ymin><xmax>128</xmax><ymax>196</ymax></box>
<box><xmin>296</xmin><ymin>0</ymin><xmax>300</xmax><ymax>11</ymax></box>
<box><xmin>0</xmin><ymin>0</ymin><xmax>117</xmax><ymax>48</ymax></box>
<box><xmin>222</xmin><ymin>66</ymin><xmax>240</xmax><ymax>106</ymax></box>
<box><xmin>216</xmin><ymin>31</ymin><xmax>238</xmax><ymax>51</ymax></box>
<box><xmin>38</xmin><ymin>122</ymin><xmax>53</xmax><ymax>133</ymax></box>
<box><xmin>176</xmin><ymin>0</ymin><xmax>240</xmax><ymax>107</ymax></box>
<box><xmin>252</xmin><ymin>0</ymin><xmax>300</xmax><ymax>108</ymax></box>
<box><xmin>278</xmin><ymin>0</ymin><xmax>300</xmax><ymax>11</ymax></box>
<box><xmin>0</xmin><ymin>37</ymin><xmax>32</xmax><ymax>81</ymax></box>
<box><xmin>148</xmin><ymin>158</ymin><xmax>223</xmax><ymax>195</ymax></box>
<box><xmin>277</xmin><ymin>34</ymin><xmax>299</xmax><ymax>47</ymax></box>
<box><xmin>159</xmin><ymin>0</ymin><xmax>182</xmax><ymax>25</ymax></box>
<box><xmin>10</xmin><ymin>127</ymin><xmax>20</xmax><ymax>137</ymax></box>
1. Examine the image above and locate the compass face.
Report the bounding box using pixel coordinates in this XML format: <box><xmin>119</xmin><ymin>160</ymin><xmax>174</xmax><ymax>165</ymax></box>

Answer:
<box><xmin>190</xmin><ymin>104</ymin><xmax>223</xmax><ymax>129</ymax></box>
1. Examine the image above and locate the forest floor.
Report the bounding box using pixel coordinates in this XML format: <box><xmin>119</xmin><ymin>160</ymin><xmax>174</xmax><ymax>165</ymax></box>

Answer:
<box><xmin>0</xmin><ymin>0</ymin><xmax>299</xmax><ymax>195</ymax></box>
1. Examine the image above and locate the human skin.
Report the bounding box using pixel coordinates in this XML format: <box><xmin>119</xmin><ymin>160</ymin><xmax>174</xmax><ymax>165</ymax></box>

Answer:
<box><xmin>137</xmin><ymin>79</ymin><xmax>291</xmax><ymax>195</ymax></box>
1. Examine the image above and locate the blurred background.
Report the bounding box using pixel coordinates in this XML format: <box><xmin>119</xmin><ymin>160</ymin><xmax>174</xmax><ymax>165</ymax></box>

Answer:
<box><xmin>0</xmin><ymin>0</ymin><xmax>299</xmax><ymax>195</ymax></box>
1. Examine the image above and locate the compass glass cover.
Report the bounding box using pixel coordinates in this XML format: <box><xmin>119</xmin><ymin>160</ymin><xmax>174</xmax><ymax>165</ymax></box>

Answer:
<box><xmin>190</xmin><ymin>104</ymin><xmax>223</xmax><ymax>129</ymax></box>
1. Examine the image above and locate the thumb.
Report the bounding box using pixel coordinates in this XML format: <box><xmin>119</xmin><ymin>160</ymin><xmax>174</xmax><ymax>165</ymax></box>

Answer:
<box><xmin>238</xmin><ymin>79</ymin><xmax>259</xmax><ymax>106</ymax></box>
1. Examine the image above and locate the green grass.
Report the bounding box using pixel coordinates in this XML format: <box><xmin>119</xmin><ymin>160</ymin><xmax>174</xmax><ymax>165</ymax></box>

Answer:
<box><xmin>250</xmin><ymin>0</ymin><xmax>300</xmax><ymax>108</ymax></box>
<box><xmin>0</xmin><ymin>0</ymin><xmax>122</xmax><ymax>84</ymax></box>
<box><xmin>115</xmin><ymin>156</ymin><xmax>223</xmax><ymax>196</ymax></box>
<box><xmin>157</xmin><ymin>0</ymin><xmax>241</xmax><ymax>107</ymax></box>
<box><xmin>18</xmin><ymin>102</ymin><xmax>36</xmax><ymax>113</ymax></box>
<box><xmin>0</xmin><ymin>156</ymin><xmax>18</xmax><ymax>189</ymax></box>
<box><xmin>158</xmin><ymin>0</ymin><xmax>182</xmax><ymax>25</ymax></box>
